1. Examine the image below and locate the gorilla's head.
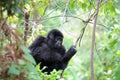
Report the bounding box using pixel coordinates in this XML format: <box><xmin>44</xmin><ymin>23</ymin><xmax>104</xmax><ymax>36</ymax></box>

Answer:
<box><xmin>47</xmin><ymin>29</ymin><xmax>64</xmax><ymax>49</ymax></box>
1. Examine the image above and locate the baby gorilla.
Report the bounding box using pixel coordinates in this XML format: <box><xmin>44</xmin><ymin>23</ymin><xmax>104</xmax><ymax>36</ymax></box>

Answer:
<box><xmin>29</xmin><ymin>29</ymin><xmax>77</xmax><ymax>74</ymax></box>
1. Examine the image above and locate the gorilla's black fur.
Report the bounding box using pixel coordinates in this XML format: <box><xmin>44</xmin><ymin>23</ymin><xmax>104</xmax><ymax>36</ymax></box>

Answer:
<box><xmin>29</xmin><ymin>29</ymin><xmax>77</xmax><ymax>74</ymax></box>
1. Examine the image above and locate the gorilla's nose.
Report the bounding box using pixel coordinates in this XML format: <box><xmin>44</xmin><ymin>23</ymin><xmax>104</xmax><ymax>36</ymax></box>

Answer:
<box><xmin>56</xmin><ymin>41</ymin><xmax>62</xmax><ymax>47</ymax></box>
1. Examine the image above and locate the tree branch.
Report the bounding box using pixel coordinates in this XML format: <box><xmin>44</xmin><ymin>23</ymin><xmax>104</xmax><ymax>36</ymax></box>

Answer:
<box><xmin>60</xmin><ymin>0</ymin><xmax>70</xmax><ymax>78</ymax></box>
<box><xmin>74</xmin><ymin>10</ymin><xmax>96</xmax><ymax>47</ymax></box>
<box><xmin>23</xmin><ymin>12</ymin><xmax>29</xmax><ymax>42</ymax></box>
<box><xmin>90</xmin><ymin>0</ymin><xmax>100</xmax><ymax>80</ymax></box>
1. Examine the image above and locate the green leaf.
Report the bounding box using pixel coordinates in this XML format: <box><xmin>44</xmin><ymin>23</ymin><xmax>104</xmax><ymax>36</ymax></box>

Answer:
<box><xmin>19</xmin><ymin>45</ymin><xmax>30</xmax><ymax>54</ymax></box>
<box><xmin>8</xmin><ymin>65</ymin><xmax>20</xmax><ymax>75</ymax></box>
<box><xmin>81</xmin><ymin>3</ymin><xmax>86</xmax><ymax>11</ymax></box>
<box><xmin>40</xmin><ymin>30</ymin><xmax>47</xmax><ymax>36</ymax></box>
<box><xmin>27</xmin><ymin>63</ymin><xmax>38</xmax><ymax>74</ymax></box>
<box><xmin>113</xmin><ymin>67</ymin><xmax>120</xmax><ymax>80</ymax></box>
<box><xmin>23</xmin><ymin>53</ymin><xmax>36</xmax><ymax>65</ymax></box>
<box><xmin>39</xmin><ymin>7</ymin><xmax>45</xmax><ymax>15</ymax></box>
<box><xmin>18</xmin><ymin>59</ymin><xmax>25</xmax><ymax>65</ymax></box>
<box><xmin>26</xmin><ymin>63</ymin><xmax>40</xmax><ymax>80</ymax></box>
<box><xmin>19</xmin><ymin>45</ymin><xmax>36</xmax><ymax>65</ymax></box>
<box><xmin>18</xmin><ymin>28</ymin><xmax>24</xmax><ymax>35</ymax></box>
<box><xmin>109</xmin><ymin>39</ymin><xmax>117</xmax><ymax>48</ymax></box>
<box><xmin>114</xmin><ymin>0</ymin><xmax>120</xmax><ymax>10</ymax></box>
<box><xmin>36</xmin><ymin>64</ymin><xmax>40</xmax><ymax>71</ymax></box>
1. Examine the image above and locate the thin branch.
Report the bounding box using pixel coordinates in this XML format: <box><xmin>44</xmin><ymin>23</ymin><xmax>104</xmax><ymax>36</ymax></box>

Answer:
<box><xmin>1</xmin><ymin>17</ymin><xmax>8</xmax><ymax>28</ymax></box>
<box><xmin>40</xmin><ymin>15</ymin><xmax>85</xmax><ymax>24</ymax></box>
<box><xmin>60</xmin><ymin>0</ymin><xmax>70</xmax><ymax>78</ymax></box>
<box><xmin>23</xmin><ymin>12</ymin><xmax>29</xmax><ymax>42</ymax></box>
<box><xmin>40</xmin><ymin>15</ymin><xmax>62</xmax><ymax>22</ymax></box>
<box><xmin>95</xmin><ymin>42</ymin><xmax>103</xmax><ymax>66</ymax></box>
<box><xmin>41</xmin><ymin>3</ymin><xmax>65</xmax><ymax>19</ymax></box>
<box><xmin>60</xmin><ymin>0</ymin><xmax>70</xmax><ymax>27</ymax></box>
<box><xmin>89</xmin><ymin>21</ymin><xmax>109</xmax><ymax>30</ymax></box>
<box><xmin>0</xmin><ymin>5</ymin><xmax>3</xmax><ymax>19</ymax></box>
<box><xmin>74</xmin><ymin>10</ymin><xmax>96</xmax><ymax>47</ymax></box>
<box><xmin>90</xmin><ymin>0</ymin><xmax>100</xmax><ymax>80</ymax></box>
<box><xmin>88</xmin><ymin>0</ymin><xmax>95</xmax><ymax>9</ymax></box>
<box><xmin>74</xmin><ymin>23</ymin><xmax>87</xmax><ymax>47</ymax></box>
<box><xmin>43</xmin><ymin>6</ymin><xmax>48</xmax><ymax>16</ymax></box>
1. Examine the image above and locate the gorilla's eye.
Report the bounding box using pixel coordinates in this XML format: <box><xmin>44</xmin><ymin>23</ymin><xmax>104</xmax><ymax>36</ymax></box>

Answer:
<box><xmin>55</xmin><ymin>37</ymin><xmax>62</xmax><ymax>42</ymax></box>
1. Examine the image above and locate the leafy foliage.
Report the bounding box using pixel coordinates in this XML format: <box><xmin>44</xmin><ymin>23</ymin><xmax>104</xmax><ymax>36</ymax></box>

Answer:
<box><xmin>1</xmin><ymin>0</ymin><xmax>120</xmax><ymax>80</ymax></box>
<box><xmin>0</xmin><ymin>0</ymin><xmax>25</xmax><ymax>16</ymax></box>
<box><xmin>36</xmin><ymin>64</ymin><xmax>62</xmax><ymax>80</ymax></box>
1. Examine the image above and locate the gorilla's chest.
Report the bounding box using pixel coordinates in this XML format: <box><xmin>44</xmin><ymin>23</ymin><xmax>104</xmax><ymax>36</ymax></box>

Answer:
<box><xmin>41</xmin><ymin>44</ymin><xmax>62</xmax><ymax>62</ymax></box>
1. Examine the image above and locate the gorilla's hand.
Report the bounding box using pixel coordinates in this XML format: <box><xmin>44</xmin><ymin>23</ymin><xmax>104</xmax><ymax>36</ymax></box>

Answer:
<box><xmin>69</xmin><ymin>45</ymin><xmax>77</xmax><ymax>54</ymax></box>
<box><xmin>62</xmin><ymin>45</ymin><xmax>77</xmax><ymax>63</ymax></box>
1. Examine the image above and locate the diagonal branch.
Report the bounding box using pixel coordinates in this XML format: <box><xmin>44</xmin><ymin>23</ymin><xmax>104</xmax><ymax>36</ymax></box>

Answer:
<box><xmin>74</xmin><ymin>10</ymin><xmax>96</xmax><ymax>47</ymax></box>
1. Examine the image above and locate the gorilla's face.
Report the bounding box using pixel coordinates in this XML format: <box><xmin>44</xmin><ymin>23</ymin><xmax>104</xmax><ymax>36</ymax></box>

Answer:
<box><xmin>54</xmin><ymin>36</ymin><xmax>63</xmax><ymax>48</ymax></box>
<box><xmin>47</xmin><ymin>29</ymin><xmax>64</xmax><ymax>49</ymax></box>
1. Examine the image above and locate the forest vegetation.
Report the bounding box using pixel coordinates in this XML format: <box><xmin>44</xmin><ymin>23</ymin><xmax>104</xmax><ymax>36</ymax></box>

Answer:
<box><xmin>0</xmin><ymin>0</ymin><xmax>120</xmax><ymax>80</ymax></box>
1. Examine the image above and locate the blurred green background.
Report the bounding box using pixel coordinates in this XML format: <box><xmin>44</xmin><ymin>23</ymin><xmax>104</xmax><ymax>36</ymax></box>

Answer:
<box><xmin>1</xmin><ymin>0</ymin><xmax>120</xmax><ymax>80</ymax></box>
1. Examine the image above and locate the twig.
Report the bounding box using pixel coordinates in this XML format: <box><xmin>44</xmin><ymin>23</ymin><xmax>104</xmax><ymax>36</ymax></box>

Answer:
<box><xmin>95</xmin><ymin>42</ymin><xmax>103</xmax><ymax>66</ymax></box>
<box><xmin>74</xmin><ymin>10</ymin><xmax>96</xmax><ymax>47</ymax></box>
<box><xmin>90</xmin><ymin>0</ymin><xmax>100</xmax><ymax>80</ymax></box>
<box><xmin>1</xmin><ymin>17</ymin><xmax>8</xmax><ymax>29</ymax></box>
<box><xmin>89</xmin><ymin>21</ymin><xmax>109</xmax><ymax>30</ymax></box>
<box><xmin>43</xmin><ymin>6</ymin><xmax>48</xmax><ymax>16</ymax></box>
<box><xmin>0</xmin><ymin>17</ymin><xmax>20</xmax><ymax>44</ymax></box>
<box><xmin>60</xmin><ymin>0</ymin><xmax>70</xmax><ymax>78</ymax></box>
<box><xmin>88</xmin><ymin>0</ymin><xmax>95</xmax><ymax>9</ymax></box>
<box><xmin>41</xmin><ymin>2</ymin><xmax>65</xmax><ymax>19</ymax></box>
<box><xmin>0</xmin><ymin>5</ymin><xmax>3</xmax><ymax>19</ymax></box>
<box><xmin>60</xmin><ymin>70</ymin><xmax>64</xmax><ymax>79</ymax></box>
<box><xmin>60</xmin><ymin>0</ymin><xmax>70</xmax><ymax>27</ymax></box>
<box><xmin>23</xmin><ymin>12</ymin><xmax>29</xmax><ymax>42</ymax></box>
<box><xmin>74</xmin><ymin>24</ymin><xmax>87</xmax><ymax>47</ymax></box>
<box><xmin>76</xmin><ymin>11</ymin><xmax>95</xmax><ymax>47</ymax></box>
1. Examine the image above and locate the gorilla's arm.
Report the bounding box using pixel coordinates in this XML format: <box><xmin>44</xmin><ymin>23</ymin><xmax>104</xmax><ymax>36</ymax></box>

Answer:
<box><xmin>62</xmin><ymin>45</ymin><xmax>77</xmax><ymax>63</ymax></box>
<box><xmin>29</xmin><ymin>36</ymin><xmax>45</xmax><ymax>52</ymax></box>
<box><xmin>29</xmin><ymin>36</ymin><xmax>46</xmax><ymax>59</ymax></box>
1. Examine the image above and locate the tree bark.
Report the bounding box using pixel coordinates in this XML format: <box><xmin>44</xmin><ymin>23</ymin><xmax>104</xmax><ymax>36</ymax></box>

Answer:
<box><xmin>90</xmin><ymin>0</ymin><xmax>101</xmax><ymax>80</ymax></box>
